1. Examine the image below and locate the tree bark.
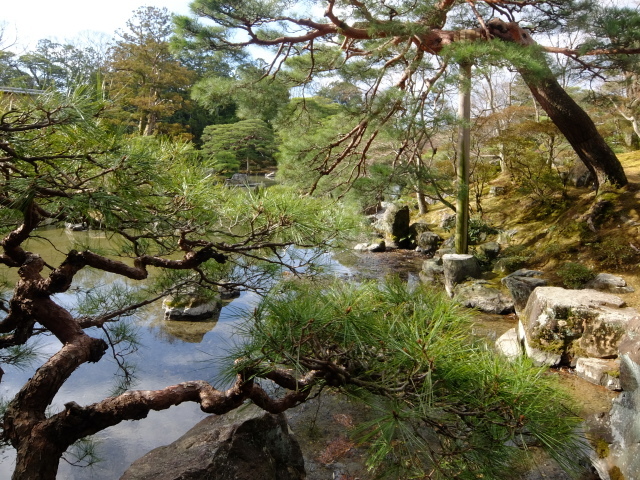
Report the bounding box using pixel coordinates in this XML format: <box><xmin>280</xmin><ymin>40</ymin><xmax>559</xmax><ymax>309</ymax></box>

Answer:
<box><xmin>486</xmin><ymin>19</ymin><xmax>628</xmax><ymax>188</ymax></box>
<box><xmin>456</xmin><ymin>61</ymin><xmax>471</xmax><ymax>255</ymax></box>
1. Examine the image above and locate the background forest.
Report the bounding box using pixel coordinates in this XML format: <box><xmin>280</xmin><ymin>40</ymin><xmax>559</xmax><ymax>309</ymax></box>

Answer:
<box><xmin>2</xmin><ymin>1</ymin><xmax>640</xmax><ymax>479</ymax></box>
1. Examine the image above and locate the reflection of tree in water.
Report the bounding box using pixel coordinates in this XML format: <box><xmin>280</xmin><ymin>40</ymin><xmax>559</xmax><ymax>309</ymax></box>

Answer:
<box><xmin>334</xmin><ymin>250</ymin><xmax>425</xmax><ymax>283</ymax></box>
<box><xmin>152</xmin><ymin>310</ymin><xmax>221</xmax><ymax>344</ymax></box>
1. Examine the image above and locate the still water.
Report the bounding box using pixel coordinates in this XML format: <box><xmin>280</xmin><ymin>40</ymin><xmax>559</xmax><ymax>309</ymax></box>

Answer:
<box><xmin>0</xmin><ymin>229</ymin><xmax>347</xmax><ymax>479</ymax></box>
<box><xmin>0</xmin><ymin>231</ymin><xmax>616</xmax><ymax>479</ymax></box>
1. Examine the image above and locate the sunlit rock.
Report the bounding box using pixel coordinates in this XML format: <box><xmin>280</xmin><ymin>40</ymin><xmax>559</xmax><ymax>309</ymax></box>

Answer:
<box><xmin>519</xmin><ymin>287</ymin><xmax>636</xmax><ymax>367</ymax></box>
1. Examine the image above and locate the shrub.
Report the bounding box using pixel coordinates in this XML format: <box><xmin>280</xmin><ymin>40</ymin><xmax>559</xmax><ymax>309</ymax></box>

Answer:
<box><xmin>230</xmin><ymin>277</ymin><xmax>586</xmax><ymax>479</ymax></box>
<box><xmin>592</xmin><ymin>237</ymin><xmax>639</xmax><ymax>270</ymax></box>
<box><xmin>557</xmin><ymin>262</ymin><xmax>596</xmax><ymax>288</ymax></box>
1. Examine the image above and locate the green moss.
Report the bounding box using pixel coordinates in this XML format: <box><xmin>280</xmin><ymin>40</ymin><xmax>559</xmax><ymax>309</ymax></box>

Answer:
<box><xmin>594</xmin><ymin>438</ymin><xmax>610</xmax><ymax>459</ymax></box>
<box><xmin>557</xmin><ymin>262</ymin><xmax>596</xmax><ymax>289</ymax></box>
<box><xmin>609</xmin><ymin>465</ymin><xmax>625</xmax><ymax>480</ymax></box>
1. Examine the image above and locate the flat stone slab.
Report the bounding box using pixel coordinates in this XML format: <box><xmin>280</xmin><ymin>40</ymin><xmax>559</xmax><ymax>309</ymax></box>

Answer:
<box><xmin>575</xmin><ymin>357</ymin><xmax>621</xmax><ymax>391</ymax></box>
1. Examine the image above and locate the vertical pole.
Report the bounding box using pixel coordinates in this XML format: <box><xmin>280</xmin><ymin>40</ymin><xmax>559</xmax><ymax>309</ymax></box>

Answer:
<box><xmin>455</xmin><ymin>60</ymin><xmax>471</xmax><ymax>255</ymax></box>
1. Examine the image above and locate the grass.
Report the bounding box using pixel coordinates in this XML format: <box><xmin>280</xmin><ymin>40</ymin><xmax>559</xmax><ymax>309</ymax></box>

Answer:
<box><xmin>416</xmin><ymin>150</ymin><xmax>640</xmax><ymax>307</ymax></box>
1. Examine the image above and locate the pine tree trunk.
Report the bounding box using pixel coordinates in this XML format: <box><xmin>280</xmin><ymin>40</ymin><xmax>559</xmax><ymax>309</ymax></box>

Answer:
<box><xmin>518</xmin><ymin>61</ymin><xmax>628</xmax><ymax>187</ymax></box>
<box><xmin>486</xmin><ymin>19</ymin><xmax>628</xmax><ymax>188</ymax></box>
<box><xmin>12</xmin><ymin>437</ymin><xmax>65</xmax><ymax>480</ymax></box>
<box><xmin>456</xmin><ymin>61</ymin><xmax>471</xmax><ymax>255</ymax></box>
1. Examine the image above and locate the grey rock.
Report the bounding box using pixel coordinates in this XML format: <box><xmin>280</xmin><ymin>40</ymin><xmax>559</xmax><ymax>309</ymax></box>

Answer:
<box><xmin>519</xmin><ymin>287</ymin><xmax>636</xmax><ymax>366</ymax></box>
<box><xmin>618</xmin><ymin>316</ymin><xmax>640</xmax><ymax>392</ymax></box>
<box><xmin>501</xmin><ymin>270</ymin><xmax>547</xmax><ymax>317</ymax></box>
<box><xmin>490</xmin><ymin>186</ymin><xmax>506</xmax><ymax>196</ymax></box>
<box><xmin>367</xmin><ymin>241</ymin><xmax>386</xmax><ymax>252</ymax></box>
<box><xmin>442</xmin><ymin>254</ymin><xmax>481</xmax><ymax>297</ymax></box>
<box><xmin>575</xmin><ymin>358</ymin><xmax>621</xmax><ymax>391</ymax></box>
<box><xmin>493</xmin><ymin>256</ymin><xmax>527</xmax><ymax>275</ymax></box>
<box><xmin>477</xmin><ymin>241</ymin><xmax>501</xmax><ymax>260</ymax></box>
<box><xmin>422</xmin><ymin>259</ymin><xmax>444</xmax><ymax>276</ymax></box>
<box><xmin>568</xmin><ymin>161</ymin><xmax>595</xmax><ymax>188</ymax></box>
<box><xmin>414</xmin><ymin>231</ymin><xmax>442</xmax><ymax>254</ymax></box>
<box><xmin>372</xmin><ymin>204</ymin><xmax>412</xmax><ymax>248</ymax></box>
<box><xmin>454</xmin><ymin>280</ymin><xmax>514</xmax><ymax>315</ymax></box>
<box><xmin>440</xmin><ymin>213</ymin><xmax>456</xmax><ymax>230</ymax></box>
<box><xmin>121</xmin><ymin>404</ymin><xmax>305</xmax><ymax>480</ymax></box>
<box><xmin>495</xmin><ymin>328</ymin><xmax>522</xmax><ymax>360</ymax></box>
<box><xmin>409</xmin><ymin>221</ymin><xmax>432</xmax><ymax>235</ymax></box>
<box><xmin>162</xmin><ymin>296</ymin><xmax>222</xmax><ymax>321</ymax></box>
<box><xmin>585</xmin><ymin>273</ymin><xmax>635</xmax><ymax>294</ymax></box>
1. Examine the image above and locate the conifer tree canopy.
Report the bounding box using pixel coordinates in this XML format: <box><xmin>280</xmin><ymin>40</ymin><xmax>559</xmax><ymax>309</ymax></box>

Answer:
<box><xmin>176</xmin><ymin>0</ymin><xmax>634</xmax><ymax>187</ymax></box>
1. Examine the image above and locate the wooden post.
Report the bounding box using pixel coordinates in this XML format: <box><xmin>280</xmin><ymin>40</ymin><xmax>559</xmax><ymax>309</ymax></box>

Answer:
<box><xmin>455</xmin><ymin>60</ymin><xmax>471</xmax><ymax>255</ymax></box>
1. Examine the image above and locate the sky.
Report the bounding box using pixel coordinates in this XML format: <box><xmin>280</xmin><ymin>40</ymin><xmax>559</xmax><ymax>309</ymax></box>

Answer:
<box><xmin>2</xmin><ymin>0</ymin><xmax>193</xmax><ymax>51</ymax></box>
<box><xmin>2</xmin><ymin>0</ymin><xmax>639</xmax><ymax>52</ymax></box>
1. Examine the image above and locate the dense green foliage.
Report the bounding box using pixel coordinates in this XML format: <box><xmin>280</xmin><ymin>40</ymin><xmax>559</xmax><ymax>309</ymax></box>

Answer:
<box><xmin>202</xmin><ymin>118</ymin><xmax>276</xmax><ymax>173</ymax></box>
<box><xmin>230</xmin><ymin>278</ymin><xmax>584</xmax><ymax>479</ymax></box>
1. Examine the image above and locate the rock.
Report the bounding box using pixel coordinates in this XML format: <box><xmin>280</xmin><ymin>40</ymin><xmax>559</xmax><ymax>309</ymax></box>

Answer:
<box><xmin>489</xmin><ymin>185</ymin><xmax>506</xmax><ymax>196</ymax></box>
<box><xmin>442</xmin><ymin>254</ymin><xmax>481</xmax><ymax>297</ymax></box>
<box><xmin>372</xmin><ymin>204</ymin><xmax>412</xmax><ymax>248</ymax></box>
<box><xmin>477</xmin><ymin>241</ymin><xmax>501</xmax><ymax>260</ymax></box>
<box><xmin>605</xmin><ymin>317</ymin><xmax>640</xmax><ymax>477</ymax></box>
<box><xmin>585</xmin><ymin>273</ymin><xmax>635</xmax><ymax>294</ymax></box>
<box><xmin>568</xmin><ymin>161</ymin><xmax>595</xmax><ymax>188</ymax></box>
<box><xmin>65</xmin><ymin>222</ymin><xmax>88</xmax><ymax>231</ymax></box>
<box><xmin>409</xmin><ymin>221</ymin><xmax>432</xmax><ymax>235</ymax></box>
<box><xmin>493</xmin><ymin>256</ymin><xmax>527</xmax><ymax>275</ymax></box>
<box><xmin>608</xmin><ymin>389</ymin><xmax>640</xmax><ymax>480</ymax></box>
<box><xmin>575</xmin><ymin>358</ymin><xmax>621</xmax><ymax>390</ymax></box>
<box><xmin>420</xmin><ymin>258</ymin><xmax>444</xmax><ymax>285</ymax></box>
<box><xmin>433</xmin><ymin>247</ymin><xmax>455</xmax><ymax>260</ymax></box>
<box><xmin>518</xmin><ymin>319</ymin><xmax>562</xmax><ymax>367</ymax></box>
<box><xmin>495</xmin><ymin>328</ymin><xmax>522</xmax><ymax>360</ymax></box>
<box><xmin>454</xmin><ymin>280</ymin><xmax>515</xmax><ymax>315</ymax></box>
<box><xmin>618</xmin><ymin>316</ymin><xmax>640</xmax><ymax>392</ymax></box>
<box><xmin>501</xmin><ymin>270</ymin><xmax>547</xmax><ymax>317</ymax></box>
<box><xmin>121</xmin><ymin>404</ymin><xmax>305</xmax><ymax>480</ymax></box>
<box><xmin>218</xmin><ymin>285</ymin><xmax>241</xmax><ymax>300</ymax></box>
<box><xmin>422</xmin><ymin>258</ymin><xmax>444</xmax><ymax>275</ymax></box>
<box><xmin>354</xmin><ymin>241</ymin><xmax>386</xmax><ymax>252</ymax></box>
<box><xmin>440</xmin><ymin>213</ymin><xmax>456</xmax><ymax>230</ymax></box>
<box><xmin>162</xmin><ymin>296</ymin><xmax>222</xmax><ymax>321</ymax></box>
<box><xmin>414</xmin><ymin>231</ymin><xmax>442</xmax><ymax>254</ymax></box>
<box><xmin>518</xmin><ymin>287</ymin><xmax>637</xmax><ymax>366</ymax></box>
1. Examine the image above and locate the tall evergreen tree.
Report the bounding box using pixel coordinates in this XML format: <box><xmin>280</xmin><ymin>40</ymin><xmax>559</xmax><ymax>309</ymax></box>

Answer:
<box><xmin>105</xmin><ymin>7</ymin><xmax>195</xmax><ymax>136</ymax></box>
<box><xmin>176</xmin><ymin>0</ymin><xmax>632</xmax><ymax>188</ymax></box>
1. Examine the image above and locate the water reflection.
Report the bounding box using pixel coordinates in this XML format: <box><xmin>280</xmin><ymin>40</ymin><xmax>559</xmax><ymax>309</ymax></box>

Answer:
<box><xmin>152</xmin><ymin>317</ymin><xmax>220</xmax><ymax>344</ymax></box>
<box><xmin>0</xmin><ymin>242</ymin><xmax>617</xmax><ymax>479</ymax></box>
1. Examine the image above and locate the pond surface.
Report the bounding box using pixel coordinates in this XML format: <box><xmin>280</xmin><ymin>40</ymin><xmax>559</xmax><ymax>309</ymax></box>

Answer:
<box><xmin>0</xmin><ymin>236</ymin><xmax>617</xmax><ymax>478</ymax></box>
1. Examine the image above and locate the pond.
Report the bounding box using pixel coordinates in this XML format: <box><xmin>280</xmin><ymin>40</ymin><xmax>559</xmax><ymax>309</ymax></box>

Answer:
<box><xmin>0</xmin><ymin>228</ymin><xmax>351</xmax><ymax>479</ymax></box>
<box><xmin>0</xmin><ymin>232</ymin><xmax>617</xmax><ymax>479</ymax></box>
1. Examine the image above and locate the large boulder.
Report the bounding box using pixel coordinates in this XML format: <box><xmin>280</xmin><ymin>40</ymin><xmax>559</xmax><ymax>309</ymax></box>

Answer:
<box><xmin>372</xmin><ymin>204</ymin><xmax>412</xmax><ymax>248</ymax></box>
<box><xmin>518</xmin><ymin>287</ymin><xmax>637</xmax><ymax>367</ymax></box>
<box><xmin>442</xmin><ymin>254</ymin><xmax>481</xmax><ymax>297</ymax></box>
<box><xmin>606</xmin><ymin>316</ymin><xmax>640</xmax><ymax>480</ymax></box>
<box><xmin>414</xmin><ymin>231</ymin><xmax>442</xmax><ymax>254</ymax></box>
<box><xmin>501</xmin><ymin>269</ymin><xmax>547</xmax><ymax>317</ymax></box>
<box><xmin>585</xmin><ymin>273</ymin><xmax>635</xmax><ymax>294</ymax></box>
<box><xmin>162</xmin><ymin>295</ymin><xmax>222</xmax><ymax>321</ymax></box>
<box><xmin>121</xmin><ymin>404</ymin><xmax>306</xmax><ymax>480</ymax></box>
